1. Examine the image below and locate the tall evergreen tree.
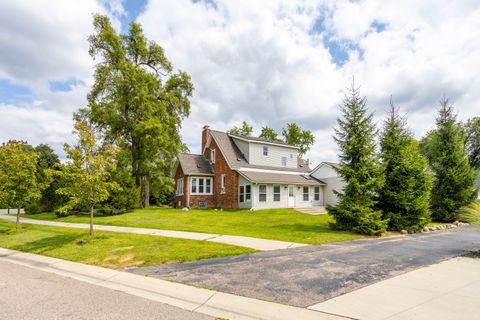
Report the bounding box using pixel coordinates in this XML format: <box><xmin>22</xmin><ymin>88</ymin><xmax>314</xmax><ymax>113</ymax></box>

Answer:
<box><xmin>327</xmin><ymin>83</ymin><xmax>387</xmax><ymax>235</ymax></box>
<box><xmin>378</xmin><ymin>101</ymin><xmax>432</xmax><ymax>231</ymax></box>
<box><xmin>79</xmin><ymin>14</ymin><xmax>193</xmax><ymax>208</ymax></box>
<box><xmin>422</xmin><ymin>97</ymin><xmax>477</xmax><ymax>221</ymax></box>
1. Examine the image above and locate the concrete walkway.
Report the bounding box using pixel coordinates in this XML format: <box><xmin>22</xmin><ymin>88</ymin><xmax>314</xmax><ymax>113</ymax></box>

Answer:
<box><xmin>309</xmin><ymin>257</ymin><xmax>480</xmax><ymax>320</ymax></box>
<box><xmin>0</xmin><ymin>213</ymin><xmax>307</xmax><ymax>251</ymax></box>
<box><xmin>0</xmin><ymin>248</ymin><xmax>348</xmax><ymax>320</ymax></box>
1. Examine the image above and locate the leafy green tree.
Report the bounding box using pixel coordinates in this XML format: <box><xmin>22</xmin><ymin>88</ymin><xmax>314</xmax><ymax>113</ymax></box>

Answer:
<box><xmin>55</xmin><ymin>120</ymin><xmax>119</xmax><ymax>236</ymax></box>
<box><xmin>282</xmin><ymin>123</ymin><xmax>315</xmax><ymax>156</ymax></box>
<box><xmin>465</xmin><ymin>117</ymin><xmax>480</xmax><ymax>170</ymax></box>
<box><xmin>327</xmin><ymin>83</ymin><xmax>387</xmax><ymax>235</ymax></box>
<box><xmin>0</xmin><ymin>141</ymin><xmax>42</xmax><ymax>229</ymax></box>
<box><xmin>259</xmin><ymin>126</ymin><xmax>278</xmax><ymax>141</ymax></box>
<box><xmin>229</xmin><ymin>121</ymin><xmax>253</xmax><ymax>136</ymax></box>
<box><xmin>421</xmin><ymin>97</ymin><xmax>477</xmax><ymax>221</ymax></box>
<box><xmin>79</xmin><ymin>14</ymin><xmax>193</xmax><ymax>208</ymax></box>
<box><xmin>378</xmin><ymin>102</ymin><xmax>432</xmax><ymax>231</ymax></box>
<box><xmin>29</xmin><ymin>144</ymin><xmax>61</xmax><ymax>213</ymax></box>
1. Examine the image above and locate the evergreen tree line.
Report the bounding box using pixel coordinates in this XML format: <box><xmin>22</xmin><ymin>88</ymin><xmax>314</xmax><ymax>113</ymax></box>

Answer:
<box><xmin>328</xmin><ymin>84</ymin><xmax>479</xmax><ymax>235</ymax></box>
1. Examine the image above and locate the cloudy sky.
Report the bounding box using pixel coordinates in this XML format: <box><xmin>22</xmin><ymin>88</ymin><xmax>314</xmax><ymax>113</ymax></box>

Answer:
<box><xmin>1</xmin><ymin>0</ymin><xmax>479</xmax><ymax>165</ymax></box>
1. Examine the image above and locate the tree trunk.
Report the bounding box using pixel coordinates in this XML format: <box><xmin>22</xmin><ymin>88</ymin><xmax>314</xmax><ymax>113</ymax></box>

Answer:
<box><xmin>143</xmin><ymin>176</ymin><xmax>150</xmax><ymax>208</ymax></box>
<box><xmin>16</xmin><ymin>207</ymin><xmax>20</xmax><ymax>229</ymax></box>
<box><xmin>89</xmin><ymin>205</ymin><xmax>94</xmax><ymax>237</ymax></box>
<box><xmin>7</xmin><ymin>208</ymin><xmax>10</xmax><ymax>214</ymax></box>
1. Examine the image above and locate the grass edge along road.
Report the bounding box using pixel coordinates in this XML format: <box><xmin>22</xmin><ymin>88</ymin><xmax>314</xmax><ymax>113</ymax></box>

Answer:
<box><xmin>25</xmin><ymin>207</ymin><xmax>363</xmax><ymax>245</ymax></box>
<box><xmin>0</xmin><ymin>219</ymin><xmax>256</xmax><ymax>270</ymax></box>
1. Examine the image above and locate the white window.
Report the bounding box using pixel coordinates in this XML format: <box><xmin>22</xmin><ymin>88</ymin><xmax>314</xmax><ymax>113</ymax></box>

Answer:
<box><xmin>191</xmin><ymin>177</ymin><xmax>213</xmax><ymax>195</ymax></box>
<box><xmin>210</xmin><ymin>149</ymin><xmax>216</xmax><ymax>164</ymax></box>
<box><xmin>281</xmin><ymin>156</ymin><xmax>287</xmax><ymax>166</ymax></box>
<box><xmin>245</xmin><ymin>185</ymin><xmax>251</xmax><ymax>202</ymax></box>
<box><xmin>221</xmin><ymin>174</ymin><xmax>226</xmax><ymax>194</ymax></box>
<box><xmin>273</xmin><ymin>185</ymin><xmax>280</xmax><ymax>202</ymax></box>
<box><xmin>314</xmin><ymin>186</ymin><xmax>320</xmax><ymax>201</ymax></box>
<box><xmin>259</xmin><ymin>185</ymin><xmax>267</xmax><ymax>202</ymax></box>
<box><xmin>303</xmin><ymin>186</ymin><xmax>309</xmax><ymax>201</ymax></box>
<box><xmin>176</xmin><ymin>178</ymin><xmax>184</xmax><ymax>195</ymax></box>
<box><xmin>263</xmin><ymin>146</ymin><xmax>269</xmax><ymax>156</ymax></box>
<box><xmin>239</xmin><ymin>186</ymin><xmax>245</xmax><ymax>202</ymax></box>
<box><xmin>290</xmin><ymin>153</ymin><xmax>294</xmax><ymax>159</ymax></box>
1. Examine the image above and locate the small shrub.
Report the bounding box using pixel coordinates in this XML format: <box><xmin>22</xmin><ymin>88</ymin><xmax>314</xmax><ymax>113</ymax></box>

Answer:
<box><xmin>24</xmin><ymin>201</ymin><xmax>42</xmax><ymax>214</ymax></box>
<box><xmin>458</xmin><ymin>201</ymin><xmax>480</xmax><ymax>224</ymax></box>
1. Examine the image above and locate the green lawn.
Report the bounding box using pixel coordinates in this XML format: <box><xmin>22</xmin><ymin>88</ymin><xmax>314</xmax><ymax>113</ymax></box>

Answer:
<box><xmin>24</xmin><ymin>207</ymin><xmax>362</xmax><ymax>244</ymax></box>
<box><xmin>0</xmin><ymin>220</ymin><xmax>255</xmax><ymax>270</ymax></box>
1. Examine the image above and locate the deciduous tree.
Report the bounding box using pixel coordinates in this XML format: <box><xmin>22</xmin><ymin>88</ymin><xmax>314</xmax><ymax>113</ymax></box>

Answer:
<box><xmin>259</xmin><ymin>126</ymin><xmax>278</xmax><ymax>141</ymax></box>
<box><xmin>79</xmin><ymin>14</ymin><xmax>193</xmax><ymax>208</ymax></box>
<box><xmin>55</xmin><ymin>121</ymin><xmax>118</xmax><ymax>236</ymax></box>
<box><xmin>229</xmin><ymin>121</ymin><xmax>253</xmax><ymax>136</ymax></box>
<box><xmin>0</xmin><ymin>141</ymin><xmax>41</xmax><ymax>229</ymax></box>
<box><xmin>282</xmin><ymin>123</ymin><xmax>315</xmax><ymax>156</ymax></box>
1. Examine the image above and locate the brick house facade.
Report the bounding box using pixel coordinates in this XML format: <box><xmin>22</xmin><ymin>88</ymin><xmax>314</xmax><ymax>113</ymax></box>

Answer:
<box><xmin>173</xmin><ymin>126</ymin><xmax>327</xmax><ymax>209</ymax></box>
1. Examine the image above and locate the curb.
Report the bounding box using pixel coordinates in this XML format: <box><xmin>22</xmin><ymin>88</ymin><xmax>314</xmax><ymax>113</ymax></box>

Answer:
<box><xmin>0</xmin><ymin>248</ymin><xmax>351</xmax><ymax>320</ymax></box>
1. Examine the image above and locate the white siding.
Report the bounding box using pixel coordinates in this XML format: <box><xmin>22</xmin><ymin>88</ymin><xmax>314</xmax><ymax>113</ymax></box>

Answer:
<box><xmin>321</xmin><ymin>177</ymin><xmax>344</xmax><ymax>206</ymax></box>
<box><xmin>235</xmin><ymin>139</ymin><xmax>249</xmax><ymax>160</ymax></box>
<box><xmin>248</xmin><ymin>143</ymin><xmax>298</xmax><ymax>168</ymax></box>
<box><xmin>238</xmin><ymin>175</ymin><xmax>253</xmax><ymax>209</ymax></box>
<box><xmin>252</xmin><ymin>184</ymin><xmax>289</xmax><ymax>209</ymax></box>
<box><xmin>310</xmin><ymin>163</ymin><xmax>344</xmax><ymax>206</ymax></box>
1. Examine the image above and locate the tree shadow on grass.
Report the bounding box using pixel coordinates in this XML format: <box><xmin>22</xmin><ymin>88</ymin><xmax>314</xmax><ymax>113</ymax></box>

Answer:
<box><xmin>11</xmin><ymin>234</ymin><xmax>82</xmax><ymax>255</ymax></box>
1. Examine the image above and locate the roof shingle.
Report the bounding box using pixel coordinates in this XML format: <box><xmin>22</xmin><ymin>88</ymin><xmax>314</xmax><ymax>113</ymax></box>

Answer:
<box><xmin>178</xmin><ymin>153</ymin><xmax>214</xmax><ymax>175</ymax></box>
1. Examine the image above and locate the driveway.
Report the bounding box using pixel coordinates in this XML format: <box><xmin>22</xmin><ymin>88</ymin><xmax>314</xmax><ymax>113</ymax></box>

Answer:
<box><xmin>130</xmin><ymin>225</ymin><xmax>480</xmax><ymax>307</ymax></box>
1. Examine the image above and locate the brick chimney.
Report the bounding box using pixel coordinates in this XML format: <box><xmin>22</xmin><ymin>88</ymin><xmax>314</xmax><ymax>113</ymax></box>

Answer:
<box><xmin>202</xmin><ymin>125</ymin><xmax>210</xmax><ymax>151</ymax></box>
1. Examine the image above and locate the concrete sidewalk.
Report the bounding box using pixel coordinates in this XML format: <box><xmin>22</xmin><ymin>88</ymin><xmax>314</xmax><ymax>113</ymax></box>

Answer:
<box><xmin>0</xmin><ymin>213</ymin><xmax>307</xmax><ymax>251</ymax></box>
<box><xmin>309</xmin><ymin>257</ymin><xmax>480</xmax><ymax>320</ymax></box>
<box><xmin>0</xmin><ymin>248</ymin><xmax>349</xmax><ymax>320</ymax></box>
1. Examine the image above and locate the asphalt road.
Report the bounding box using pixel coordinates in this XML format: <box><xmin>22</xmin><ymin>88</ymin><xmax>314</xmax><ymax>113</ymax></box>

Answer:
<box><xmin>0</xmin><ymin>260</ymin><xmax>211</xmax><ymax>320</ymax></box>
<box><xmin>131</xmin><ymin>225</ymin><xmax>480</xmax><ymax>307</ymax></box>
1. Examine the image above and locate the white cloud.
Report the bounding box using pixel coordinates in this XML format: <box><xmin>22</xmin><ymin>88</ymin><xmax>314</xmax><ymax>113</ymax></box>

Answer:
<box><xmin>1</xmin><ymin>0</ymin><xmax>479</xmax><ymax>166</ymax></box>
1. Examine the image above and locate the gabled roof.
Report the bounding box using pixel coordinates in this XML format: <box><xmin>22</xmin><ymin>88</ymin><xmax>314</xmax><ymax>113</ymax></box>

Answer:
<box><xmin>209</xmin><ymin>130</ymin><xmax>310</xmax><ymax>173</ymax></box>
<box><xmin>310</xmin><ymin>161</ymin><xmax>342</xmax><ymax>173</ymax></box>
<box><xmin>178</xmin><ymin>153</ymin><xmax>214</xmax><ymax>175</ymax></box>
<box><xmin>238</xmin><ymin>170</ymin><xmax>325</xmax><ymax>185</ymax></box>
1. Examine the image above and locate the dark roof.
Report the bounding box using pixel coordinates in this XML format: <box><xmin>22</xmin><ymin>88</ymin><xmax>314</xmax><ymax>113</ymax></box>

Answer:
<box><xmin>238</xmin><ymin>171</ymin><xmax>325</xmax><ymax>185</ymax></box>
<box><xmin>228</xmin><ymin>134</ymin><xmax>293</xmax><ymax>147</ymax></box>
<box><xmin>209</xmin><ymin>130</ymin><xmax>311</xmax><ymax>173</ymax></box>
<box><xmin>178</xmin><ymin>153</ymin><xmax>214</xmax><ymax>175</ymax></box>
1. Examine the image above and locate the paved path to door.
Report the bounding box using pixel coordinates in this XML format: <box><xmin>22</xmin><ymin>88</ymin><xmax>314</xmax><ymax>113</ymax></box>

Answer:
<box><xmin>131</xmin><ymin>225</ymin><xmax>480</xmax><ymax>308</ymax></box>
<box><xmin>0</xmin><ymin>213</ymin><xmax>307</xmax><ymax>251</ymax></box>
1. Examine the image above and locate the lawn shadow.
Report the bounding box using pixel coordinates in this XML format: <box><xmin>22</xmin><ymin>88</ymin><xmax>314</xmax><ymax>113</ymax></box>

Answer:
<box><xmin>11</xmin><ymin>233</ymin><xmax>81</xmax><ymax>254</ymax></box>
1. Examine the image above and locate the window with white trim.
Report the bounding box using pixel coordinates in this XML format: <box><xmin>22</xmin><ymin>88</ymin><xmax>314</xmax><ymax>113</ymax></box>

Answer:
<box><xmin>210</xmin><ymin>149</ymin><xmax>216</xmax><ymax>164</ymax></box>
<box><xmin>259</xmin><ymin>185</ymin><xmax>267</xmax><ymax>202</ymax></box>
<box><xmin>221</xmin><ymin>174</ymin><xmax>226</xmax><ymax>194</ymax></box>
<box><xmin>273</xmin><ymin>185</ymin><xmax>280</xmax><ymax>201</ymax></box>
<box><xmin>245</xmin><ymin>185</ymin><xmax>251</xmax><ymax>202</ymax></box>
<box><xmin>303</xmin><ymin>186</ymin><xmax>309</xmax><ymax>201</ymax></box>
<box><xmin>176</xmin><ymin>178</ymin><xmax>184</xmax><ymax>195</ymax></box>
<box><xmin>281</xmin><ymin>156</ymin><xmax>287</xmax><ymax>166</ymax></box>
<box><xmin>191</xmin><ymin>177</ymin><xmax>213</xmax><ymax>195</ymax></box>
<box><xmin>263</xmin><ymin>146</ymin><xmax>269</xmax><ymax>156</ymax></box>
<box><xmin>314</xmin><ymin>186</ymin><xmax>320</xmax><ymax>201</ymax></box>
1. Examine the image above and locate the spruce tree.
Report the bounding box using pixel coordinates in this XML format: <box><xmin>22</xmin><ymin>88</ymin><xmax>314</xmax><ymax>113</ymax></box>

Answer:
<box><xmin>424</xmin><ymin>97</ymin><xmax>477</xmax><ymax>221</ymax></box>
<box><xmin>379</xmin><ymin>101</ymin><xmax>432</xmax><ymax>231</ymax></box>
<box><xmin>327</xmin><ymin>83</ymin><xmax>387</xmax><ymax>235</ymax></box>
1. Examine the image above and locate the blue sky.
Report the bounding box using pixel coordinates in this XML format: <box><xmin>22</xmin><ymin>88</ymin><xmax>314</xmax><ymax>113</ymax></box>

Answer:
<box><xmin>1</xmin><ymin>0</ymin><xmax>479</xmax><ymax>164</ymax></box>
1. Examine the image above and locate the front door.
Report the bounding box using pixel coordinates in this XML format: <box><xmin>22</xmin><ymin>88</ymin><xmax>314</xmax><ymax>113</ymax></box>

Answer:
<box><xmin>288</xmin><ymin>186</ymin><xmax>295</xmax><ymax>207</ymax></box>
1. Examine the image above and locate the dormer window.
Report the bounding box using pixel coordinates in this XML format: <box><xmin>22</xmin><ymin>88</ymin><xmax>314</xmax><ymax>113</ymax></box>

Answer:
<box><xmin>210</xmin><ymin>149</ymin><xmax>216</xmax><ymax>164</ymax></box>
<box><xmin>263</xmin><ymin>146</ymin><xmax>269</xmax><ymax>156</ymax></box>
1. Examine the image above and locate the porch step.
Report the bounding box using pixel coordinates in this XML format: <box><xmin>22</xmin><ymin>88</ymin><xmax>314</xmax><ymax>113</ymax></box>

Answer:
<box><xmin>295</xmin><ymin>206</ymin><xmax>327</xmax><ymax>215</ymax></box>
